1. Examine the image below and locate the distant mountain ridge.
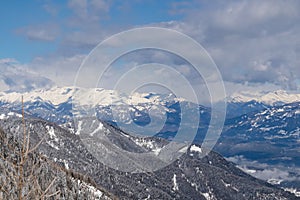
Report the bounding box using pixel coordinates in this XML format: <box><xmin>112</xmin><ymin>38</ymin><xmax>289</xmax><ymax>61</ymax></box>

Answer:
<box><xmin>0</xmin><ymin>86</ymin><xmax>186</xmax><ymax>106</ymax></box>
<box><xmin>229</xmin><ymin>90</ymin><xmax>300</xmax><ymax>106</ymax></box>
<box><xmin>1</xmin><ymin>85</ymin><xmax>300</xmax><ymax>107</ymax></box>
<box><xmin>0</xmin><ymin>86</ymin><xmax>208</xmax><ymax>135</ymax></box>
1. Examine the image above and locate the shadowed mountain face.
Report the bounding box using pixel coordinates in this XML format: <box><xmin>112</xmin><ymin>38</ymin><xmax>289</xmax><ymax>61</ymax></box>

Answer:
<box><xmin>215</xmin><ymin>102</ymin><xmax>300</xmax><ymax>189</ymax></box>
<box><xmin>0</xmin><ymin>116</ymin><xmax>297</xmax><ymax>199</ymax></box>
<box><xmin>217</xmin><ymin>102</ymin><xmax>300</xmax><ymax>162</ymax></box>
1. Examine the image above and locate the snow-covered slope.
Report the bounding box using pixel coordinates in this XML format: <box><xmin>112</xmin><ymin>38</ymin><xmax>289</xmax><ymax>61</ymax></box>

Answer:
<box><xmin>0</xmin><ymin>116</ymin><xmax>297</xmax><ymax>199</ymax></box>
<box><xmin>229</xmin><ymin>90</ymin><xmax>300</xmax><ymax>105</ymax></box>
<box><xmin>215</xmin><ymin>101</ymin><xmax>300</xmax><ymax>192</ymax></box>
<box><xmin>0</xmin><ymin>126</ymin><xmax>113</xmax><ymax>200</ymax></box>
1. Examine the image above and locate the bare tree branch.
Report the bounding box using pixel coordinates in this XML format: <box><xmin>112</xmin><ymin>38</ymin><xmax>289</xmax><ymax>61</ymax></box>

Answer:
<box><xmin>28</xmin><ymin>135</ymin><xmax>46</xmax><ymax>154</ymax></box>
<box><xmin>45</xmin><ymin>190</ymin><xmax>60</xmax><ymax>198</ymax></box>
<box><xmin>41</xmin><ymin>177</ymin><xmax>57</xmax><ymax>199</ymax></box>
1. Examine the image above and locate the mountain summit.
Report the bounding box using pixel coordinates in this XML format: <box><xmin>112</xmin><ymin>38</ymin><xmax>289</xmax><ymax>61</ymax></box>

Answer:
<box><xmin>229</xmin><ymin>90</ymin><xmax>300</xmax><ymax>105</ymax></box>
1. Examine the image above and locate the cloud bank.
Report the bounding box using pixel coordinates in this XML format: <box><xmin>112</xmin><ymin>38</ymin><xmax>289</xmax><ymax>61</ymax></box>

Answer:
<box><xmin>2</xmin><ymin>0</ymin><xmax>300</xmax><ymax>95</ymax></box>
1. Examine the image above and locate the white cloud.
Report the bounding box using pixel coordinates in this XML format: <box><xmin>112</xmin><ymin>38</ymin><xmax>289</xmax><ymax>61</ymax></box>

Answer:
<box><xmin>11</xmin><ymin>1</ymin><xmax>300</xmax><ymax>96</ymax></box>
<box><xmin>209</xmin><ymin>1</ymin><xmax>298</xmax><ymax>32</ymax></box>
<box><xmin>67</xmin><ymin>0</ymin><xmax>111</xmax><ymax>25</ymax></box>
<box><xmin>166</xmin><ymin>0</ymin><xmax>300</xmax><ymax>91</ymax></box>
<box><xmin>90</xmin><ymin>0</ymin><xmax>110</xmax><ymax>12</ymax></box>
<box><xmin>17</xmin><ymin>23</ymin><xmax>60</xmax><ymax>42</ymax></box>
<box><xmin>253</xmin><ymin>60</ymin><xmax>270</xmax><ymax>72</ymax></box>
<box><xmin>0</xmin><ymin>58</ymin><xmax>18</xmax><ymax>65</ymax></box>
<box><xmin>0</xmin><ymin>59</ymin><xmax>54</xmax><ymax>92</ymax></box>
<box><xmin>43</xmin><ymin>3</ymin><xmax>59</xmax><ymax>16</ymax></box>
<box><xmin>58</xmin><ymin>0</ymin><xmax>114</xmax><ymax>52</ymax></box>
<box><xmin>227</xmin><ymin>155</ymin><xmax>300</xmax><ymax>182</ymax></box>
<box><xmin>68</xmin><ymin>0</ymin><xmax>88</xmax><ymax>20</ymax></box>
<box><xmin>0</xmin><ymin>79</ymin><xmax>9</xmax><ymax>92</ymax></box>
<box><xmin>30</xmin><ymin>54</ymin><xmax>85</xmax><ymax>87</ymax></box>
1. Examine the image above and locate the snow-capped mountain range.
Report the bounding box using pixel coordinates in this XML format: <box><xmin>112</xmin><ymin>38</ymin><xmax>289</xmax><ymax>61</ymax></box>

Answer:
<box><xmin>0</xmin><ymin>86</ymin><xmax>204</xmax><ymax>130</ymax></box>
<box><xmin>229</xmin><ymin>90</ymin><xmax>300</xmax><ymax>106</ymax></box>
<box><xmin>1</xmin><ymin>86</ymin><xmax>299</xmax><ymax>108</ymax></box>
<box><xmin>0</xmin><ymin>86</ymin><xmax>185</xmax><ymax>107</ymax></box>
<box><xmin>0</xmin><ymin>86</ymin><xmax>299</xmax><ymax>145</ymax></box>
<box><xmin>1</xmin><ymin>86</ymin><xmax>299</xmax><ymax>129</ymax></box>
<box><xmin>0</xmin><ymin>86</ymin><xmax>300</xmax><ymax>195</ymax></box>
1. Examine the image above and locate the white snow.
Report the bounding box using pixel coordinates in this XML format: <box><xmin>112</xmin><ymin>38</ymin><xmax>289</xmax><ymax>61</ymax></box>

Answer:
<box><xmin>221</xmin><ymin>179</ymin><xmax>231</xmax><ymax>187</ymax></box>
<box><xmin>152</xmin><ymin>147</ymin><xmax>162</xmax><ymax>156</ymax></box>
<box><xmin>46</xmin><ymin>141</ymin><xmax>60</xmax><ymax>150</ymax></box>
<box><xmin>75</xmin><ymin>121</ymin><xmax>83</xmax><ymax>135</ymax></box>
<box><xmin>0</xmin><ymin>113</ymin><xmax>6</xmax><ymax>119</ymax></box>
<box><xmin>134</xmin><ymin>138</ymin><xmax>163</xmax><ymax>155</ymax></box>
<box><xmin>230</xmin><ymin>90</ymin><xmax>300</xmax><ymax>105</ymax></box>
<box><xmin>172</xmin><ymin>174</ymin><xmax>179</xmax><ymax>191</ymax></box>
<box><xmin>284</xmin><ymin>188</ymin><xmax>300</xmax><ymax>197</ymax></box>
<box><xmin>72</xmin><ymin>177</ymin><xmax>104</xmax><ymax>199</ymax></box>
<box><xmin>277</xmin><ymin>108</ymin><xmax>285</xmax><ymax>112</ymax></box>
<box><xmin>239</xmin><ymin>167</ymin><xmax>256</xmax><ymax>174</ymax></box>
<box><xmin>0</xmin><ymin>86</ymin><xmax>76</xmax><ymax>105</ymax></box>
<box><xmin>190</xmin><ymin>144</ymin><xmax>202</xmax><ymax>153</ymax></box>
<box><xmin>278</xmin><ymin>130</ymin><xmax>287</xmax><ymax>135</ymax></box>
<box><xmin>46</xmin><ymin>126</ymin><xmax>58</xmax><ymax>141</ymax></box>
<box><xmin>7</xmin><ymin>112</ymin><xmax>22</xmax><ymax>118</ymax></box>
<box><xmin>202</xmin><ymin>193</ymin><xmax>211</xmax><ymax>200</ymax></box>
<box><xmin>179</xmin><ymin>146</ymin><xmax>189</xmax><ymax>153</ymax></box>
<box><xmin>134</xmin><ymin>138</ymin><xmax>155</xmax><ymax>149</ymax></box>
<box><xmin>64</xmin><ymin>160</ymin><xmax>69</xmax><ymax>170</ymax></box>
<box><xmin>89</xmin><ymin>122</ymin><xmax>104</xmax><ymax>137</ymax></box>
<box><xmin>45</xmin><ymin>125</ymin><xmax>60</xmax><ymax>149</ymax></box>
<box><xmin>267</xmin><ymin>178</ymin><xmax>283</xmax><ymax>185</ymax></box>
<box><xmin>201</xmin><ymin>186</ymin><xmax>215</xmax><ymax>200</ymax></box>
<box><xmin>0</xmin><ymin>86</ymin><xmax>187</xmax><ymax>109</ymax></box>
<box><xmin>0</xmin><ymin>87</ymin><xmax>189</xmax><ymax>118</ymax></box>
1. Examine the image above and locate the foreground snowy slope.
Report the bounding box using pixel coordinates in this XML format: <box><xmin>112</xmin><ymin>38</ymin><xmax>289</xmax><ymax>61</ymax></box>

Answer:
<box><xmin>0</xmin><ymin>114</ymin><xmax>297</xmax><ymax>199</ymax></box>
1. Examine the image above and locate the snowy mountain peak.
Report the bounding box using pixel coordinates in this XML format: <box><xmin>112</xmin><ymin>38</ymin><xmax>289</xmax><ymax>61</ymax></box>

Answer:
<box><xmin>0</xmin><ymin>86</ymin><xmax>186</xmax><ymax>107</ymax></box>
<box><xmin>229</xmin><ymin>90</ymin><xmax>300</xmax><ymax>105</ymax></box>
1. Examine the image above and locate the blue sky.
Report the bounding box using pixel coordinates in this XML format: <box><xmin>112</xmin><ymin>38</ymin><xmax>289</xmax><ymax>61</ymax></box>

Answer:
<box><xmin>1</xmin><ymin>0</ymin><xmax>182</xmax><ymax>63</ymax></box>
<box><xmin>0</xmin><ymin>0</ymin><xmax>299</xmax><ymax>94</ymax></box>
<box><xmin>1</xmin><ymin>1</ymin><xmax>55</xmax><ymax>62</ymax></box>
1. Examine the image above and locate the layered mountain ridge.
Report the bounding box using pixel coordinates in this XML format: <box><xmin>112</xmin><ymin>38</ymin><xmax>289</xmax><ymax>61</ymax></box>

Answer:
<box><xmin>0</xmin><ymin>114</ymin><xmax>297</xmax><ymax>199</ymax></box>
<box><xmin>0</xmin><ymin>86</ymin><xmax>300</xmax><ymax>198</ymax></box>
